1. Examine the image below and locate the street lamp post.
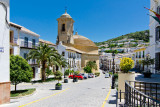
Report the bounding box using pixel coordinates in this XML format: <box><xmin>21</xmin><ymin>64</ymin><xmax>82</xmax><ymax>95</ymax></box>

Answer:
<box><xmin>111</xmin><ymin>52</ymin><xmax>115</xmax><ymax>89</ymax></box>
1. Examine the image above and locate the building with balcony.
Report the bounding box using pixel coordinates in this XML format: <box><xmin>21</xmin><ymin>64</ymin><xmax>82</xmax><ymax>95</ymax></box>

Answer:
<box><xmin>149</xmin><ymin>0</ymin><xmax>160</xmax><ymax>73</ymax></box>
<box><xmin>133</xmin><ymin>48</ymin><xmax>146</xmax><ymax>71</ymax></box>
<box><xmin>10</xmin><ymin>22</ymin><xmax>40</xmax><ymax>80</ymax></box>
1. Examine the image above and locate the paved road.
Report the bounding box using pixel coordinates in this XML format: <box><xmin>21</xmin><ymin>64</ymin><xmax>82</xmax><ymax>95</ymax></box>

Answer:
<box><xmin>1</xmin><ymin>71</ymin><xmax>116</xmax><ymax>107</ymax></box>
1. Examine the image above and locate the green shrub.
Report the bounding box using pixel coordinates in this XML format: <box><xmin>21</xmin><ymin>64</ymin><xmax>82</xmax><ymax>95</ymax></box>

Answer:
<box><xmin>74</xmin><ymin>71</ymin><xmax>80</xmax><ymax>75</ymax></box>
<box><xmin>69</xmin><ymin>70</ymin><xmax>74</xmax><ymax>75</ymax></box>
<box><xmin>114</xmin><ymin>73</ymin><xmax>118</xmax><ymax>80</ymax></box>
<box><xmin>56</xmin><ymin>83</ymin><xmax>62</xmax><ymax>86</ymax></box>
<box><xmin>109</xmin><ymin>72</ymin><xmax>113</xmax><ymax>75</ymax></box>
<box><xmin>64</xmin><ymin>69</ymin><xmax>70</xmax><ymax>76</ymax></box>
<box><xmin>95</xmin><ymin>72</ymin><xmax>100</xmax><ymax>77</ymax></box>
<box><xmin>83</xmin><ymin>66</ymin><xmax>92</xmax><ymax>73</ymax></box>
<box><xmin>120</xmin><ymin>57</ymin><xmax>134</xmax><ymax>73</ymax></box>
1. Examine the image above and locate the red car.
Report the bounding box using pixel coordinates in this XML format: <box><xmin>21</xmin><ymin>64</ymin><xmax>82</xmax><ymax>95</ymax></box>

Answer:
<box><xmin>68</xmin><ymin>75</ymin><xmax>83</xmax><ymax>80</ymax></box>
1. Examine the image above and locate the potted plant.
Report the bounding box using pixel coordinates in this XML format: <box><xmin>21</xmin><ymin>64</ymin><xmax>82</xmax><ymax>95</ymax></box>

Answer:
<box><xmin>118</xmin><ymin>57</ymin><xmax>135</xmax><ymax>99</ymax></box>
<box><xmin>141</xmin><ymin>55</ymin><xmax>154</xmax><ymax>78</ymax></box>
<box><xmin>54</xmin><ymin>71</ymin><xmax>63</xmax><ymax>90</ymax></box>
<box><xmin>64</xmin><ymin>69</ymin><xmax>70</xmax><ymax>83</ymax></box>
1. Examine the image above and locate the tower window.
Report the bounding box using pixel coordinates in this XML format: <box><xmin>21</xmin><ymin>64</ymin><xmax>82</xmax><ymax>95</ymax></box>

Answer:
<box><xmin>62</xmin><ymin>24</ymin><xmax>65</xmax><ymax>31</ymax></box>
<box><xmin>62</xmin><ymin>51</ymin><xmax>65</xmax><ymax>56</ymax></box>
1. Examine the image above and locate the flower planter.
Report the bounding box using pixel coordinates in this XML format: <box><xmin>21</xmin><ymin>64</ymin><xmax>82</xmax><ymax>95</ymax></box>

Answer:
<box><xmin>55</xmin><ymin>85</ymin><xmax>62</xmax><ymax>90</ymax></box>
<box><xmin>64</xmin><ymin>79</ymin><xmax>68</xmax><ymax>83</ymax></box>
<box><xmin>143</xmin><ymin>72</ymin><xmax>152</xmax><ymax>78</ymax></box>
<box><xmin>118</xmin><ymin>72</ymin><xmax>135</xmax><ymax>99</ymax></box>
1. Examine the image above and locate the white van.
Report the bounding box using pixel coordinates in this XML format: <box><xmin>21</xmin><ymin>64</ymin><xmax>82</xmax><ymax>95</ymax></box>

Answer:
<box><xmin>105</xmin><ymin>73</ymin><xmax>109</xmax><ymax>78</ymax></box>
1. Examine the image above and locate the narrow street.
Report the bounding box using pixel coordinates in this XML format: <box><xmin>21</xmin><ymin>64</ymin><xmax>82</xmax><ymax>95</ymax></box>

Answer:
<box><xmin>1</xmin><ymin>71</ymin><xmax>116</xmax><ymax>107</ymax></box>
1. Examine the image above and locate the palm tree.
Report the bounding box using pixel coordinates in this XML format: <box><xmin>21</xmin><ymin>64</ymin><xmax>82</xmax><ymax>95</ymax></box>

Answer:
<box><xmin>27</xmin><ymin>43</ymin><xmax>60</xmax><ymax>81</ymax></box>
<box><xmin>86</xmin><ymin>61</ymin><xmax>97</xmax><ymax>70</ymax></box>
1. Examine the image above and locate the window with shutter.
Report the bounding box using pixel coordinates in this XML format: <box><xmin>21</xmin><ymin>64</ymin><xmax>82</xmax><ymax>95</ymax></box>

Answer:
<box><xmin>32</xmin><ymin>39</ymin><xmax>36</xmax><ymax>48</ymax></box>
<box><xmin>156</xmin><ymin>27</ymin><xmax>160</xmax><ymax>41</ymax></box>
<box><xmin>157</xmin><ymin>6</ymin><xmax>160</xmax><ymax>14</ymax></box>
<box><xmin>24</xmin><ymin>37</ymin><xmax>28</xmax><ymax>47</ymax></box>
<box><xmin>155</xmin><ymin>53</ymin><xmax>160</xmax><ymax>70</ymax></box>
<box><xmin>24</xmin><ymin>53</ymin><xmax>27</xmax><ymax>59</ymax></box>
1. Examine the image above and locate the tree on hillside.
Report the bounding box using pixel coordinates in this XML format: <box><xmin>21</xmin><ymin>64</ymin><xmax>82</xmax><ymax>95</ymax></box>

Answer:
<box><xmin>27</xmin><ymin>43</ymin><xmax>60</xmax><ymax>81</ymax></box>
<box><xmin>10</xmin><ymin>55</ymin><xmax>33</xmax><ymax>92</ymax></box>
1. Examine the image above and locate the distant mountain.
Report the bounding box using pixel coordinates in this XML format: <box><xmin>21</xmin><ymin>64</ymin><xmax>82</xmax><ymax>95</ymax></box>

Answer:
<box><xmin>95</xmin><ymin>30</ymin><xmax>149</xmax><ymax>46</ymax></box>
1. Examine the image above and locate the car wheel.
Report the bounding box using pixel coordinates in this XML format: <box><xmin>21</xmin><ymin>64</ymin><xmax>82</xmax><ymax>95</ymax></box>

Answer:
<box><xmin>69</xmin><ymin>77</ymin><xmax>72</xmax><ymax>79</ymax></box>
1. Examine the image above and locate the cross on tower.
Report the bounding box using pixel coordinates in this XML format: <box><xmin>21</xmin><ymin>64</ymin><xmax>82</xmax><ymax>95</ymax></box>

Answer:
<box><xmin>65</xmin><ymin>6</ymin><xmax>67</xmax><ymax>13</ymax></box>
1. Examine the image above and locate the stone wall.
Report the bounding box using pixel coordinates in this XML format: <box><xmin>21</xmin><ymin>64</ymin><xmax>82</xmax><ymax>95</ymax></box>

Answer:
<box><xmin>0</xmin><ymin>82</ymin><xmax>10</xmax><ymax>104</ymax></box>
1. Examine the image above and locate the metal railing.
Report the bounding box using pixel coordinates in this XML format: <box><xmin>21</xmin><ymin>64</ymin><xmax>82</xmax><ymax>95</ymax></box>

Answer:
<box><xmin>28</xmin><ymin>59</ymin><xmax>37</xmax><ymax>65</ymax></box>
<box><xmin>125</xmin><ymin>81</ymin><xmax>160</xmax><ymax>107</ymax></box>
<box><xmin>20</xmin><ymin>41</ymin><xmax>38</xmax><ymax>49</ymax></box>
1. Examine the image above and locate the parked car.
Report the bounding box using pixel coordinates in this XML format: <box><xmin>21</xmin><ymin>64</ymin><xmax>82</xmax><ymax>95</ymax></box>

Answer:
<box><xmin>68</xmin><ymin>75</ymin><xmax>83</xmax><ymax>80</ymax></box>
<box><xmin>81</xmin><ymin>73</ymin><xmax>88</xmax><ymax>79</ymax></box>
<box><xmin>88</xmin><ymin>73</ymin><xmax>94</xmax><ymax>78</ymax></box>
<box><xmin>102</xmin><ymin>71</ymin><xmax>106</xmax><ymax>74</ymax></box>
<box><xmin>105</xmin><ymin>73</ymin><xmax>109</xmax><ymax>78</ymax></box>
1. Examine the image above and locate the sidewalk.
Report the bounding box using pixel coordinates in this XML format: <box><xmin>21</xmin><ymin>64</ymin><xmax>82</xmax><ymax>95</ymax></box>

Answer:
<box><xmin>104</xmin><ymin>88</ymin><xmax>117</xmax><ymax>107</ymax></box>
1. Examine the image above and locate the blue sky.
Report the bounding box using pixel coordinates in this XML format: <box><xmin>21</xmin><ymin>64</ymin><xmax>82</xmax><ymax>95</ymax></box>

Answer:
<box><xmin>10</xmin><ymin>0</ymin><xmax>150</xmax><ymax>43</ymax></box>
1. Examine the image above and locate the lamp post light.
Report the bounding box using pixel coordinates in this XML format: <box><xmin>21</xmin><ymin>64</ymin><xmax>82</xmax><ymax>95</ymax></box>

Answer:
<box><xmin>111</xmin><ymin>52</ymin><xmax>115</xmax><ymax>89</ymax></box>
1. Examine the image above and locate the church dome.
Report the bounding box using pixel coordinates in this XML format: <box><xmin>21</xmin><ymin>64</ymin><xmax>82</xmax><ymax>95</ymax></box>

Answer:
<box><xmin>73</xmin><ymin>34</ymin><xmax>97</xmax><ymax>47</ymax></box>
<box><xmin>60</xmin><ymin>11</ymin><xmax>72</xmax><ymax>18</ymax></box>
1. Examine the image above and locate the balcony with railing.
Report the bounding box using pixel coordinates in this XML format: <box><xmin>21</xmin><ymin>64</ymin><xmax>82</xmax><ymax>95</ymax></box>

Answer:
<box><xmin>10</xmin><ymin>38</ymin><xmax>18</xmax><ymax>46</ymax></box>
<box><xmin>20</xmin><ymin>40</ymin><xmax>37</xmax><ymax>49</ymax></box>
<box><xmin>28</xmin><ymin>59</ymin><xmax>37</xmax><ymax>65</ymax></box>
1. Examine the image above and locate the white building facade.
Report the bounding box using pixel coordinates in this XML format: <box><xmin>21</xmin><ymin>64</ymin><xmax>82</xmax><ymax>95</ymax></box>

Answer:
<box><xmin>0</xmin><ymin>0</ymin><xmax>10</xmax><ymax>104</ymax></box>
<box><xmin>57</xmin><ymin>42</ymin><xmax>82</xmax><ymax>74</ymax></box>
<box><xmin>149</xmin><ymin>0</ymin><xmax>160</xmax><ymax>73</ymax></box>
<box><xmin>10</xmin><ymin>23</ymin><xmax>41</xmax><ymax>80</ymax></box>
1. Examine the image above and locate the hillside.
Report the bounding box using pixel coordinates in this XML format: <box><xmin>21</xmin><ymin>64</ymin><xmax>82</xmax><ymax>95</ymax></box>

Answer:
<box><xmin>95</xmin><ymin>30</ymin><xmax>149</xmax><ymax>46</ymax></box>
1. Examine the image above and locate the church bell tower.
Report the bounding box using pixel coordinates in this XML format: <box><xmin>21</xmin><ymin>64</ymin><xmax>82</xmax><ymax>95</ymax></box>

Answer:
<box><xmin>56</xmin><ymin>10</ymin><xmax>75</xmax><ymax>45</ymax></box>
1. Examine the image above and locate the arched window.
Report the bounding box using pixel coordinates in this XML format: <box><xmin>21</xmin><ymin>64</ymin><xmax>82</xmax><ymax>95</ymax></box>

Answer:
<box><xmin>62</xmin><ymin>24</ymin><xmax>65</xmax><ymax>31</ymax></box>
